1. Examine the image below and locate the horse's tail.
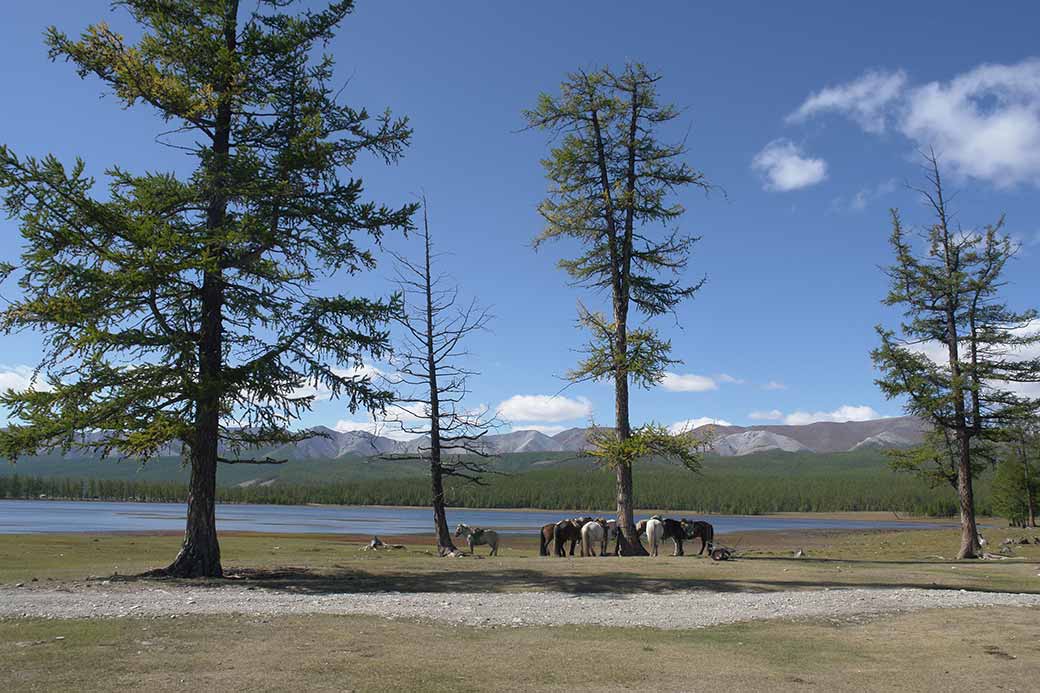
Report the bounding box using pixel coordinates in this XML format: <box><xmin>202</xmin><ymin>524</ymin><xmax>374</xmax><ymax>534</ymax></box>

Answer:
<box><xmin>538</xmin><ymin>527</ymin><xmax>549</xmax><ymax>556</ymax></box>
<box><xmin>552</xmin><ymin>523</ymin><xmax>563</xmax><ymax>557</ymax></box>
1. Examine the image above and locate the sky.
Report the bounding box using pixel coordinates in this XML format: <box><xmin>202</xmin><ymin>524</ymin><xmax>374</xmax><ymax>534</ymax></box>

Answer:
<box><xmin>2</xmin><ymin>1</ymin><xmax>1040</xmax><ymax>438</ymax></box>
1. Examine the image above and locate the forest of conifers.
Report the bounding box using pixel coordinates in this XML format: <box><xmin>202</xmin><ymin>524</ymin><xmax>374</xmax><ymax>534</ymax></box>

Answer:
<box><xmin>0</xmin><ymin>465</ymin><xmax>990</xmax><ymax>516</ymax></box>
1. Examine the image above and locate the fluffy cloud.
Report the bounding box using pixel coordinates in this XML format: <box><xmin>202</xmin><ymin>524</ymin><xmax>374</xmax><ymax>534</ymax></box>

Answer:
<box><xmin>782</xmin><ymin>405</ymin><xmax>881</xmax><ymax>426</ymax></box>
<box><xmin>660</xmin><ymin>372</ymin><xmax>718</xmax><ymax>392</ymax></box>
<box><xmin>496</xmin><ymin>394</ymin><xmax>592</xmax><ymax>423</ymax></box>
<box><xmin>668</xmin><ymin>417</ymin><xmax>733</xmax><ymax>434</ymax></box>
<box><xmin>0</xmin><ymin>365</ymin><xmax>51</xmax><ymax>393</ymax></box>
<box><xmin>751</xmin><ymin>139</ymin><xmax>828</xmax><ymax>191</ymax></box>
<box><xmin>787</xmin><ymin>69</ymin><xmax>908</xmax><ymax>133</ymax></box>
<box><xmin>763</xmin><ymin>380</ymin><xmax>787</xmax><ymax>391</ymax></box>
<box><xmin>292</xmin><ymin>364</ymin><xmax>384</xmax><ymax>402</ymax></box>
<box><xmin>716</xmin><ymin>373</ymin><xmax>746</xmax><ymax>384</ymax></box>
<box><xmin>791</xmin><ymin>60</ymin><xmax>1040</xmax><ymax>187</ymax></box>
<box><xmin>901</xmin><ymin>60</ymin><xmax>1040</xmax><ymax>187</ymax></box>
<box><xmin>748</xmin><ymin>409</ymin><xmax>784</xmax><ymax>421</ymax></box>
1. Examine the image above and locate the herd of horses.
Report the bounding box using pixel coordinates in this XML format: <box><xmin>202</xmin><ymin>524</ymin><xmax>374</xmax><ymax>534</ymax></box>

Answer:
<box><xmin>453</xmin><ymin>515</ymin><xmax>715</xmax><ymax>558</ymax></box>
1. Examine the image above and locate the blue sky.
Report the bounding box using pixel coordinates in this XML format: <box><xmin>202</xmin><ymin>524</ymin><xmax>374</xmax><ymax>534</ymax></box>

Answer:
<box><xmin>2</xmin><ymin>1</ymin><xmax>1040</xmax><ymax>438</ymax></box>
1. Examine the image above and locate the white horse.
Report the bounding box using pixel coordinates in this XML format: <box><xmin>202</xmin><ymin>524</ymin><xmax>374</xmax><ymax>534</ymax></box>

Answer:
<box><xmin>643</xmin><ymin>516</ymin><xmax>665</xmax><ymax>557</ymax></box>
<box><xmin>454</xmin><ymin>523</ymin><xmax>499</xmax><ymax>556</ymax></box>
<box><xmin>580</xmin><ymin>519</ymin><xmax>608</xmax><ymax>557</ymax></box>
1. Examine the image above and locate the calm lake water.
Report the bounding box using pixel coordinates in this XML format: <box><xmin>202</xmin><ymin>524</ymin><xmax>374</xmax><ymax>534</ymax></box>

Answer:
<box><xmin>0</xmin><ymin>499</ymin><xmax>947</xmax><ymax>535</ymax></box>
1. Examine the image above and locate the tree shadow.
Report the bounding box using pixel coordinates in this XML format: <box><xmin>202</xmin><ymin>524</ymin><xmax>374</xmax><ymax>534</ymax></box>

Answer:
<box><xmin>116</xmin><ymin>558</ymin><xmax>1040</xmax><ymax>596</ymax></box>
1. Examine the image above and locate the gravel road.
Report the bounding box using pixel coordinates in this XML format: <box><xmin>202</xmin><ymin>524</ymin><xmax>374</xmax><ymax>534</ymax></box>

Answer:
<box><xmin>3</xmin><ymin>584</ymin><xmax>1039</xmax><ymax>629</ymax></box>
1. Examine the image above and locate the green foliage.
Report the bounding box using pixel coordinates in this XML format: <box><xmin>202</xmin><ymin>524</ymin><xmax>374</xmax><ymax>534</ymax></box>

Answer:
<box><xmin>525</xmin><ymin>63</ymin><xmax>711</xmax><ymax>488</ymax></box>
<box><xmin>588</xmin><ymin>422</ymin><xmax>704</xmax><ymax>473</ymax></box>
<box><xmin>0</xmin><ymin>462</ymin><xmax>988</xmax><ymax>517</ymax></box>
<box><xmin>0</xmin><ymin>1</ymin><xmax>413</xmax><ymax>463</ymax></box>
<box><xmin>991</xmin><ymin>456</ymin><xmax>1036</xmax><ymax>525</ymax></box>
<box><xmin>886</xmin><ymin>428</ymin><xmax>992</xmax><ymax>489</ymax></box>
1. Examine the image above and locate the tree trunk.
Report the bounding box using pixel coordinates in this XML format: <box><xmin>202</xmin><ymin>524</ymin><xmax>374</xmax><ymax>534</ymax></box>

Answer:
<box><xmin>431</xmin><ymin>462</ymin><xmax>456</xmax><ymax>555</ymax></box>
<box><xmin>165</xmin><ymin>0</ymin><xmax>237</xmax><ymax>579</ymax></box>
<box><xmin>165</xmin><ymin>442</ymin><xmax>221</xmax><ymax>577</ymax></box>
<box><xmin>613</xmin><ymin>351</ymin><xmax>647</xmax><ymax>556</ymax></box>
<box><xmin>1024</xmin><ymin>448</ymin><xmax>1037</xmax><ymax>528</ymax></box>
<box><xmin>955</xmin><ymin>430</ymin><xmax>981</xmax><ymax>559</ymax></box>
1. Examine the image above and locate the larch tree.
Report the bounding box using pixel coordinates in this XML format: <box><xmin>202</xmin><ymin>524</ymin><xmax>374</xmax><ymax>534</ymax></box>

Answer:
<box><xmin>524</xmin><ymin>64</ymin><xmax>707</xmax><ymax>555</ymax></box>
<box><xmin>0</xmin><ymin>0</ymin><xmax>414</xmax><ymax>577</ymax></box>
<box><xmin>873</xmin><ymin>151</ymin><xmax>1040</xmax><ymax>558</ymax></box>
<box><xmin>381</xmin><ymin>198</ymin><xmax>497</xmax><ymax>556</ymax></box>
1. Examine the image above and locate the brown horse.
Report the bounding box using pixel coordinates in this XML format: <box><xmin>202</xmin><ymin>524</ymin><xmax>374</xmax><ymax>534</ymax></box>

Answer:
<box><xmin>538</xmin><ymin>523</ymin><xmax>556</xmax><ymax>556</ymax></box>
<box><xmin>685</xmin><ymin>520</ymin><xmax>715</xmax><ymax>555</ymax></box>
<box><xmin>552</xmin><ymin>517</ymin><xmax>590</xmax><ymax>557</ymax></box>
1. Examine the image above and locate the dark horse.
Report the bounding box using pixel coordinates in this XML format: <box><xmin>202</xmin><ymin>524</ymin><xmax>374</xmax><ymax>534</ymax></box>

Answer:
<box><xmin>538</xmin><ymin>517</ymin><xmax>589</xmax><ymax>557</ymax></box>
<box><xmin>636</xmin><ymin>517</ymin><xmax>697</xmax><ymax>556</ymax></box>
<box><xmin>686</xmin><ymin>520</ymin><xmax>715</xmax><ymax>555</ymax></box>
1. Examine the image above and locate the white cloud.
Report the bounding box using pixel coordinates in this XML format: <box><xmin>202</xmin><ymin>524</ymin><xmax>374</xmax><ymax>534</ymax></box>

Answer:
<box><xmin>496</xmin><ymin>394</ymin><xmax>592</xmax><ymax>423</ymax></box>
<box><xmin>751</xmin><ymin>139</ymin><xmax>828</xmax><ymax>191</ymax></box>
<box><xmin>792</xmin><ymin>60</ymin><xmax>1040</xmax><ymax>187</ymax></box>
<box><xmin>748</xmin><ymin>409</ymin><xmax>784</xmax><ymax>421</ymax></box>
<box><xmin>511</xmin><ymin>424</ymin><xmax>567</xmax><ymax>436</ymax></box>
<box><xmin>788</xmin><ymin>69</ymin><xmax>908</xmax><ymax>133</ymax></box>
<box><xmin>668</xmin><ymin>417</ymin><xmax>733</xmax><ymax>434</ymax></box>
<box><xmin>782</xmin><ymin>405</ymin><xmax>882</xmax><ymax>426</ymax></box>
<box><xmin>763</xmin><ymin>380</ymin><xmax>787</xmax><ymax>391</ymax></box>
<box><xmin>292</xmin><ymin>365</ymin><xmax>384</xmax><ymax>402</ymax></box>
<box><xmin>0</xmin><ymin>365</ymin><xmax>52</xmax><ymax>393</ymax></box>
<box><xmin>716</xmin><ymin>373</ymin><xmax>746</xmax><ymax>384</ymax></box>
<box><xmin>660</xmin><ymin>372</ymin><xmax>718</xmax><ymax>392</ymax></box>
<box><xmin>901</xmin><ymin>60</ymin><xmax>1040</xmax><ymax>187</ymax></box>
<box><xmin>834</xmin><ymin>178</ymin><xmax>898</xmax><ymax>213</ymax></box>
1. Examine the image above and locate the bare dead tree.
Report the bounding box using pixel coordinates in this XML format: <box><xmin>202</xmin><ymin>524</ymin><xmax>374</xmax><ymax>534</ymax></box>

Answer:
<box><xmin>382</xmin><ymin>197</ymin><xmax>499</xmax><ymax>555</ymax></box>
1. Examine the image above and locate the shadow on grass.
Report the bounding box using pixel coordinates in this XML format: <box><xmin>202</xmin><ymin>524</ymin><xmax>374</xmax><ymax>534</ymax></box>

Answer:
<box><xmin>118</xmin><ymin>555</ymin><xmax>1040</xmax><ymax>596</ymax></box>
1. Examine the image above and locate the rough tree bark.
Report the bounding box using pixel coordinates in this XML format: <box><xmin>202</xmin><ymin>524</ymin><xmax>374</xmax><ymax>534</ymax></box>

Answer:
<box><xmin>165</xmin><ymin>0</ymin><xmax>237</xmax><ymax>578</ymax></box>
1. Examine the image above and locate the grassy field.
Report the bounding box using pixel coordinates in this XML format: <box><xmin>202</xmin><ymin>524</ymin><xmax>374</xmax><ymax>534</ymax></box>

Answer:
<box><xmin>3</xmin><ymin>526</ymin><xmax>1039</xmax><ymax>691</ymax></box>
<box><xmin>3</xmin><ymin>526</ymin><xmax>1038</xmax><ymax>592</ymax></box>
<box><xmin>6</xmin><ymin>608</ymin><xmax>1040</xmax><ymax>692</ymax></box>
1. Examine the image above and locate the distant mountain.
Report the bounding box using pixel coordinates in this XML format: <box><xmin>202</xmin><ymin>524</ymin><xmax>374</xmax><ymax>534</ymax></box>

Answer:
<box><xmin>711</xmin><ymin>430</ymin><xmax>810</xmax><ymax>456</ymax></box>
<box><xmin>695</xmin><ymin>416</ymin><xmax>926</xmax><ymax>457</ymax></box>
<box><xmin>4</xmin><ymin>417</ymin><xmax>928</xmax><ymax>463</ymax></box>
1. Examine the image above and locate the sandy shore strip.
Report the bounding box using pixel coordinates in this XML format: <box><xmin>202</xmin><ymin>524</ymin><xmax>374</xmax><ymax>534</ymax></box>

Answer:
<box><xmin>3</xmin><ymin>584</ymin><xmax>1038</xmax><ymax>629</ymax></box>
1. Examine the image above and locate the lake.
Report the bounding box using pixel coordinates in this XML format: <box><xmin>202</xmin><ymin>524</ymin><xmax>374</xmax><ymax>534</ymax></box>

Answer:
<box><xmin>0</xmin><ymin>499</ymin><xmax>948</xmax><ymax>535</ymax></box>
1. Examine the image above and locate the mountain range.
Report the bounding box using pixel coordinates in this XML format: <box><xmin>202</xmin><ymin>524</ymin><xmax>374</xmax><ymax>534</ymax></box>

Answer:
<box><xmin>249</xmin><ymin>415</ymin><xmax>929</xmax><ymax>460</ymax></box>
<box><xmin>6</xmin><ymin>416</ymin><xmax>928</xmax><ymax>463</ymax></box>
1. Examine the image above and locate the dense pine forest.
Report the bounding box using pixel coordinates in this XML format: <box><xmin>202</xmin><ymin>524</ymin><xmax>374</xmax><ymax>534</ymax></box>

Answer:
<box><xmin>0</xmin><ymin>453</ymin><xmax>992</xmax><ymax>516</ymax></box>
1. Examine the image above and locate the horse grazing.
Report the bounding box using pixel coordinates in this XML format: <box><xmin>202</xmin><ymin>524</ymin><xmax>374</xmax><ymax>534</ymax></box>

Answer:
<box><xmin>642</xmin><ymin>516</ymin><xmax>665</xmax><ymax>556</ymax></box>
<box><xmin>684</xmin><ymin>520</ymin><xmax>715</xmax><ymax>555</ymax></box>
<box><xmin>454</xmin><ymin>523</ymin><xmax>499</xmax><ymax>556</ymax></box>
<box><xmin>538</xmin><ymin>523</ymin><xmax>556</xmax><ymax>556</ymax></box>
<box><xmin>636</xmin><ymin>516</ymin><xmax>691</xmax><ymax>556</ymax></box>
<box><xmin>580</xmin><ymin>518</ymin><xmax>610</xmax><ymax>557</ymax></box>
<box><xmin>552</xmin><ymin>517</ymin><xmax>588</xmax><ymax>557</ymax></box>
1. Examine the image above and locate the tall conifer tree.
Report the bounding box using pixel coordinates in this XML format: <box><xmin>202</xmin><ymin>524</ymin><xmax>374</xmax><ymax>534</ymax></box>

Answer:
<box><xmin>0</xmin><ymin>0</ymin><xmax>413</xmax><ymax>576</ymax></box>
<box><xmin>525</xmin><ymin>64</ymin><xmax>707</xmax><ymax>554</ymax></box>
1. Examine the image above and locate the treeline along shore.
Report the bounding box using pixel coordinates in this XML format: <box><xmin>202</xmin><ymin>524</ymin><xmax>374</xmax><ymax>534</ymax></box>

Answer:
<box><xmin>0</xmin><ymin>467</ymin><xmax>991</xmax><ymax>517</ymax></box>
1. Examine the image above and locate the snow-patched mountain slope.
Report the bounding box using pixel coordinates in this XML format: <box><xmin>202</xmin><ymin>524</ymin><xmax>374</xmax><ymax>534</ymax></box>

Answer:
<box><xmin>710</xmin><ymin>430</ymin><xmax>811</xmax><ymax>457</ymax></box>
